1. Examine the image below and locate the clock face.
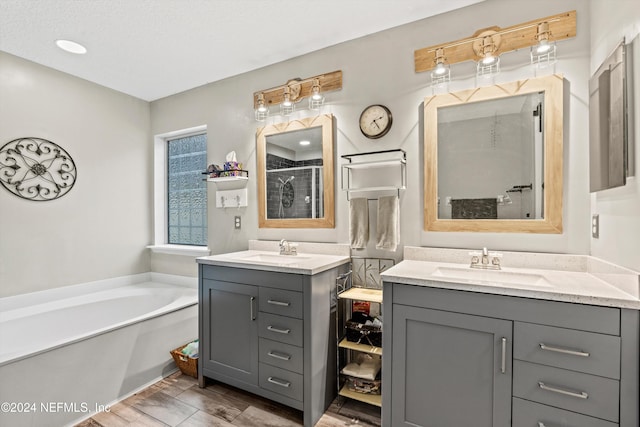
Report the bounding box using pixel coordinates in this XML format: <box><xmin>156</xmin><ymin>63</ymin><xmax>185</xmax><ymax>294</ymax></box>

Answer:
<box><xmin>359</xmin><ymin>104</ymin><xmax>392</xmax><ymax>139</ymax></box>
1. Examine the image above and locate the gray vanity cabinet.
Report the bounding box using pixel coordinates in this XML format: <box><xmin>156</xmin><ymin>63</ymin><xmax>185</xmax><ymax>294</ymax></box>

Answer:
<box><xmin>198</xmin><ymin>262</ymin><xmax>348</xmax><ymax>427</ymax></box>
<box><xmin>383</xmin><ymin>282</ymin><xmax>640</xmax><ymax>427</ymax></box>
<box><xmin>201</xmin><ymin>279</ymin><xmax>259</xmax><ymax>386</ymax></box>
<box><xmin>391</xmin><ymin>305</ymin><xmax>512</xmax><ymax>427</ymax></box>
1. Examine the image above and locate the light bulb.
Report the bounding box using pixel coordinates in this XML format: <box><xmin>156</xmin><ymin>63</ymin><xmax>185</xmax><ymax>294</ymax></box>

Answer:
<box><xmin>434</xmin><ymin>63</ymin><xmax>447</xmax><ymax>75</ymax></box>
<box><xmin>482</xmin><ymin>55</ymin><xmax>496</xmax><ymax>65</ymax></box>
<box><xmin>536</xmin><ymin>40</ymin><xmax>551</xmax><ymax>54</ymax></box>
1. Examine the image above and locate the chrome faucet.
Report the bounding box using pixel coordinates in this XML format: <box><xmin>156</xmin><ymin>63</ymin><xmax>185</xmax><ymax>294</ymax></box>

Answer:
<box><xmin>470</xmin><ymin>247</ymin><xmax>502</xmax><ymax>270</ymax></box>
<box><xmin>279</xmin><ymin>239</ymin><xmax>297</xmax><ymax>256</ymax></box>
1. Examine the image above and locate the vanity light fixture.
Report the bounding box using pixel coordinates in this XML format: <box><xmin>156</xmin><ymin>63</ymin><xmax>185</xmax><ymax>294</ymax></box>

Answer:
<box><xmin>414</xmin><ymin>10</ymin><xmax>576</xmax><ymax>79</ymax></box>
<box><xmin>430</xmin><ymin>48</ymin><xmax>451</xmax><ymax>87</ymax></box>
<box><xmin>55</xmin><ymin>39</ymin><xmax>87</xmax><ymax>54</ymax></box>
<box><xmin>280</xmin><ymin>86</ymin><xmax>295</xmax><ymax>116</ymax></box>
<box><xmin>252</xmin><ymin>70</ymin><xmax>342</xmax><ymax>121</ymax></box>
<box><xmin>308</xmin><ymin>78</ymin><xmax>324</xmax><ymax>110</ymax></box>
<box><xmin>531</xmin><ymin>22</ymin><xmax>557</xmax><ymax>68</ymax></box>
<box><xmin>255</xmin><ymin>93</ymin><xmax>269</xmax><ymax>122</ymax></box>
<box><xmin>299</xmin><ymin>140</ymin><xmax>311</xmax><ymax>146</ymax></box>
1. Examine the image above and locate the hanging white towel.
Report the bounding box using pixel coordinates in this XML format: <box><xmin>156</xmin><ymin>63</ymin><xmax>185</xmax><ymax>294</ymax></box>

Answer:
<box><xmin>376</xmin><ymin>195</ymin><xmax>399</xmax><ymax>251</ymax></box>
<box><xmin>349</xmin><ymin>198</ymin><xmax>369</xmax><ymax>249</ymax></box>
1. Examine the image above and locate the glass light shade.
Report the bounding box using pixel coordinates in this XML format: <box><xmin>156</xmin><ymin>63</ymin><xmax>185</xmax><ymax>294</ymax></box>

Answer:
<box><xmin>477</xmin><ymin>55</ymin><xmax>500</xmax><ymax>78</ymax></box>
<box><xmin>430</xmin><ymin>62</ymin><xmax>450</xmax><ymax>87</ymax></box>
<box><xmin>280</xmin><ymin>102</ymin><xmax>295</xmax><ymax>115</ymax></box>
<box><xmin>255</xmin><ymin>106</ymin><xmax>269</xmax><ymax>122</ymax></box>
<box><xmin>309</xmin><ymin>93</ymin><xmax>324</xmax><ymax>110</ymax></box>
<box><xmin>531</xmin><ymin>41</ymin><xmax>557</xmax><ymax>68</ymax></box>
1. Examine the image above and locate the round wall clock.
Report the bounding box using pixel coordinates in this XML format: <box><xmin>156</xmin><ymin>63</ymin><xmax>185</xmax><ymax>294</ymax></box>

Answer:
<box><xmin>359</xmin><ymin>104</ymin><xmax>392</xmax><ymax>139</ymax></box>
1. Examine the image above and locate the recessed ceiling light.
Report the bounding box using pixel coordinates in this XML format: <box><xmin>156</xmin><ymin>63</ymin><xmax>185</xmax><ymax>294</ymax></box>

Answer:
<box><xmin>55</xmin><ymin>39</ymin><xmax>87</xmax><ymax>54</ymax></box>
<box><xmin>299</xmin><ymin>140</ymin><xmax>311</xmax><ymax>146</ymax></box>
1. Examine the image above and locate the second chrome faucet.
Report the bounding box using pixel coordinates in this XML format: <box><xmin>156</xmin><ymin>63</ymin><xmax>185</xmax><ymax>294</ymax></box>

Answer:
<box><xmin>470</xmin><ymin>247</ymin><xmax>502</xmax><ymax>270</ymax></box>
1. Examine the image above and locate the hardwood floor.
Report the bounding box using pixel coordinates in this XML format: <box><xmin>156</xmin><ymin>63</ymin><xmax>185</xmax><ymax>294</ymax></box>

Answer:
<box><xmin>76</xmin><ymin>372</ymin><xmax>381</xmax><ymax>427</ymax></box>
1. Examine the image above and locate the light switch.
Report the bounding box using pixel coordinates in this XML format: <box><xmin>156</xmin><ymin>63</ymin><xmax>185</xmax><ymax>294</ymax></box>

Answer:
<box><xmin>592</xmin><ymin>214</ymin><xmax>599</xmax><ymax>238</ymax></box>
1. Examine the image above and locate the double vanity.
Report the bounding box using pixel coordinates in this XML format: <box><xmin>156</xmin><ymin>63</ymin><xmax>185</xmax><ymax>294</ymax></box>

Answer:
<box><xmin>197</xmin><ymin>242</ymin><xmax>640</xmax><ymax>427</ymax></box>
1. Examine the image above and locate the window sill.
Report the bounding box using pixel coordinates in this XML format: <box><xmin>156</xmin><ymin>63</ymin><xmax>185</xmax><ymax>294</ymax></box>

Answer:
<box><xmin>147</xmin><ymin>244</ymin><xmax>210</xmax><ymax>257</ymax></box>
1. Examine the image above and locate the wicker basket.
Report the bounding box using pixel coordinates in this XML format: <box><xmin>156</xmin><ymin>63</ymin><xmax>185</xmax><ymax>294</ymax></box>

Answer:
<box><xmin>345</xmin><ymin>375</ymin><xmax>382</xmax><ymax>395</ymax></box>
<box><xmin>170</xmin><ymin>344</ymin><xmax>198</xmax><ymax>378</ymax></box>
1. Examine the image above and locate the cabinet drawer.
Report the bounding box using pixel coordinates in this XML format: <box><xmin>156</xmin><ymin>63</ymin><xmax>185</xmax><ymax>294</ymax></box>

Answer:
<box><xmin>259</xmin><ymin>287</ymin><xmax>303</xmax><ymax>319</ymax></box>
<box><xmin>201</xmin><ymin>265</ymin><xmax>303</xmax><ymax>291</ymax></box>
<box><xmin>513</xmin><ymin>360</ymin><xmax>619</xmax><ymax>422</ymax></box>
<box><xmin>259</xmin><ymin>338</ymin><xmax>303</xmax><ymax>374</ymax></box>
<box><xmin>259</xmin><ymin>363</ymin><xmax>303</xmax><ymax>402</ymax></box>
<box><xmin>514</xmin><ymin>322</ymin><xmax>620</xmax><ymax>379</ymax></box>
<box><xmin>513</xmin><ymin>397</ymin><xmax>618</xmax><ymax>427</ymax></box>
<box><xmin>258</xmin><ymin>312</ymin><xmax>303</xmax><ymax>347</ymax></box>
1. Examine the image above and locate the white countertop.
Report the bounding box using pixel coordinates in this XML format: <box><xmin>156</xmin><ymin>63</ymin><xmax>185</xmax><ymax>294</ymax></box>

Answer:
<box><xmin>197</xmin><ymin>250</ymin><xmax>350</xmax><ymax>275</ymax></box>
<box><xmin>381</xmin><ymin>247</ymin><xmax>640</xmax><ymax>310</ymax></box>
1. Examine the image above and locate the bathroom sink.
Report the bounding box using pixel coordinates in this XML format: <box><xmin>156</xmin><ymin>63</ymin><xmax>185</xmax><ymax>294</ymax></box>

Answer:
<box><xmin>432</xmin><ymin>266</ymin><xmax>552</xmax><ymax>288</ymax></box>
<box><xmin>236</xmin><ymin>253</ymin><xmax>310</xmax><ymax>265</ymax></box>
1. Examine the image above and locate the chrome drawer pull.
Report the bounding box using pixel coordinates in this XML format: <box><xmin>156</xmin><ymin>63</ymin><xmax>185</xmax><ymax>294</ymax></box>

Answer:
<box><xmin>250</xmin><ymin>296</ymin><xmax>256</xmax><ymax>321</ymax></box>
<box><xmin>267</xmin><ymin>376</ymin><xmax>291</xmax><ymax>388</ymax></box>
<box><xmin>538</xmin><ymin>381</ymin><xmax>589</xmax><ymax>399</ymax></box>
<box><xmin>539</xmin><ymin>343</ymin><xmax>590</xmax><ymax>357</ymax></box>
<box><xmin>267</xmin><ymin>351</ymin><xmax>291</xmax><ymax>361</ymax></box>
<box><xmin>267</xmin><ymin>299</ymin><xmax>291</xmax><ymax>307</ymax></box>
<box><xmin>267</xmin><ymin>325</ymin><xmax>291</xmax><ymax>334</ymax></box>
<box><xmin>500</xmin><ymin>337</ymin><xmax>507</xmax><ymax>374</ymax></box>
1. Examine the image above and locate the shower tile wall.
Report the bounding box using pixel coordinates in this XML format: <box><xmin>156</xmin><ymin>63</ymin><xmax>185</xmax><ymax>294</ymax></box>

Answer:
<box><xmin>266</xmin><ymin>154</ymin><xmax>323</xmax><ymax>219</ymax></box>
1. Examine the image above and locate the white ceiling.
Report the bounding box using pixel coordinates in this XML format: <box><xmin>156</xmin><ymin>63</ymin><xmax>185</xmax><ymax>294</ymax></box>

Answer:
<box><xmin>0</xmin><ymin>0</ymin><xmax>484</xmax><ymax>101</ymax></box>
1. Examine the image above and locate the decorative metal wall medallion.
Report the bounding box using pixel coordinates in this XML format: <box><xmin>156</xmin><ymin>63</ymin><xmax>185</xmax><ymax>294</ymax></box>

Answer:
<box><xmin>0</xmin><ymin>137</ymin><xmax>77</xmax><ymax>201</ymax></box>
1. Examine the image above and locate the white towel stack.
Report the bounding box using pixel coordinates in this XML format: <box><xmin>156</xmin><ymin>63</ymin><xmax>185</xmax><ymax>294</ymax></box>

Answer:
<box><xmin>340</xmin><ymin>356</ymin><xmax>381</xmax><ymax>380</ymax></box>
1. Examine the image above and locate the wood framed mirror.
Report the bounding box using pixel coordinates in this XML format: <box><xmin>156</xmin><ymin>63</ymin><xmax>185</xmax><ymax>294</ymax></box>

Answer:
<box><xmin>257</xmin><ymin>114</ymin><xmax>335</xmax><ymax>228</ymax></box>
<box><xmin>424</xmin><ymin>74</ymin><xmax>564</xmax><ymax>233</ymax></box>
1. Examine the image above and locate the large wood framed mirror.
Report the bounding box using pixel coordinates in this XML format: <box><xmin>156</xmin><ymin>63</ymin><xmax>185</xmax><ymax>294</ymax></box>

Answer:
<box><xmin>424</xmin><ymin>74</ymin><xmax>564</xmax><ymax>233</ymax></box>
<box><xmin>257</xmin><ymin>114</ymin><xmax>335</xmax><ymax>228</ymax></box>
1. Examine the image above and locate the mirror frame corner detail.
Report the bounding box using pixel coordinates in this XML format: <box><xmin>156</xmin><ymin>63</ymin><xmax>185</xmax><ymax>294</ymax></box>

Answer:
<box><xmin>423</xmin><ymin>74</ymin><xmax>564</xmax><ymax>234</ymax></box>
<box><xmin>257</xmin><ymin>114</ymin><xmax>335</xmax><ymax>229</ymax></box>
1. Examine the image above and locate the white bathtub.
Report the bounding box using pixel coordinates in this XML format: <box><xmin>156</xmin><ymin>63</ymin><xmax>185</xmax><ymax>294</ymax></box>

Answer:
<box><xmin>0</xmin><ymin>273</ymin><xmax>198</xmax><ymax>427</ymax></box>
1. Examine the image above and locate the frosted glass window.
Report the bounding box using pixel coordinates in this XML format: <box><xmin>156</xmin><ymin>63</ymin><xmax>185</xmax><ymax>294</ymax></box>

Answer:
<box><xmin>167</xmin><ymin>133</ymin><xmax>207</xmax><ymax>245</ymax></box>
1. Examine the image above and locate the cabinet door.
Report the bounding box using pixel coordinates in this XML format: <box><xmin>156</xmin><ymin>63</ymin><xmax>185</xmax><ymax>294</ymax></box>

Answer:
<box><xmin>392</xmin><ymin>305</ymin><xmax>512</xmax><ymax>427</ymax></box>
<box><xmin>202</xmin><ymin>279</ymin><xmax>259</xmax><ymax>386</ymax></box>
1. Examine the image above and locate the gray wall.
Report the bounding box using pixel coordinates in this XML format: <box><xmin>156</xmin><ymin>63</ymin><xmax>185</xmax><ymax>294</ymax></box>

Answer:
<box><xmin>0</xmin><ymin>53</ymin><xmax>152</xmax><ymax>297</ymax></box>
<box><xmin>2</xmin><ymin>0</ymin><xmax>639</xmax><ymax>298</ymax></box>
<box><xmin>150</xmin><ymin>0</ymin><xmax>594</xmax><ymax>269</ymax></box>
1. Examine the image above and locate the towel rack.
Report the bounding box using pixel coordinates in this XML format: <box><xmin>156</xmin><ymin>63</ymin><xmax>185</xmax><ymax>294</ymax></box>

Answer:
<box><xmin>341</xmin><ymin>149</ymin><xmax>406</xmax><ymax>201</ymax></box>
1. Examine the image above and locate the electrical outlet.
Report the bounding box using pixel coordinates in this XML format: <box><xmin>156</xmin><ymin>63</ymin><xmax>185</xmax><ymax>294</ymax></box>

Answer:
<box><xmin>234</xmin><ymin>216</ymin><xmax>241</xmax><ymax>230</ymax></box>
<box><xmin>592</xmin><ymin>214</ymin><xmax>599</xmax><ymax>238</ymax></box>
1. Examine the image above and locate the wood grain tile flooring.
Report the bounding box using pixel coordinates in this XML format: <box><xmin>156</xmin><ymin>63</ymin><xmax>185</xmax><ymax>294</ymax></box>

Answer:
<box><xmin>76</xmin><ymin>372</ymin><xmax>381</xmax><ymax>427</ymax></box>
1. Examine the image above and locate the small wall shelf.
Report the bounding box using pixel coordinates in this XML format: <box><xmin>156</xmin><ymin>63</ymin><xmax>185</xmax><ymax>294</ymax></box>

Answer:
<box><xmin>341</xmin><ymin>149</ymin><xmax>406</xmax><ymax>200</ymax></box>
<box><xmin>203</xmin><ymin>170</ymin><xmax>249</xmax><ymax>207</ymax></box>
